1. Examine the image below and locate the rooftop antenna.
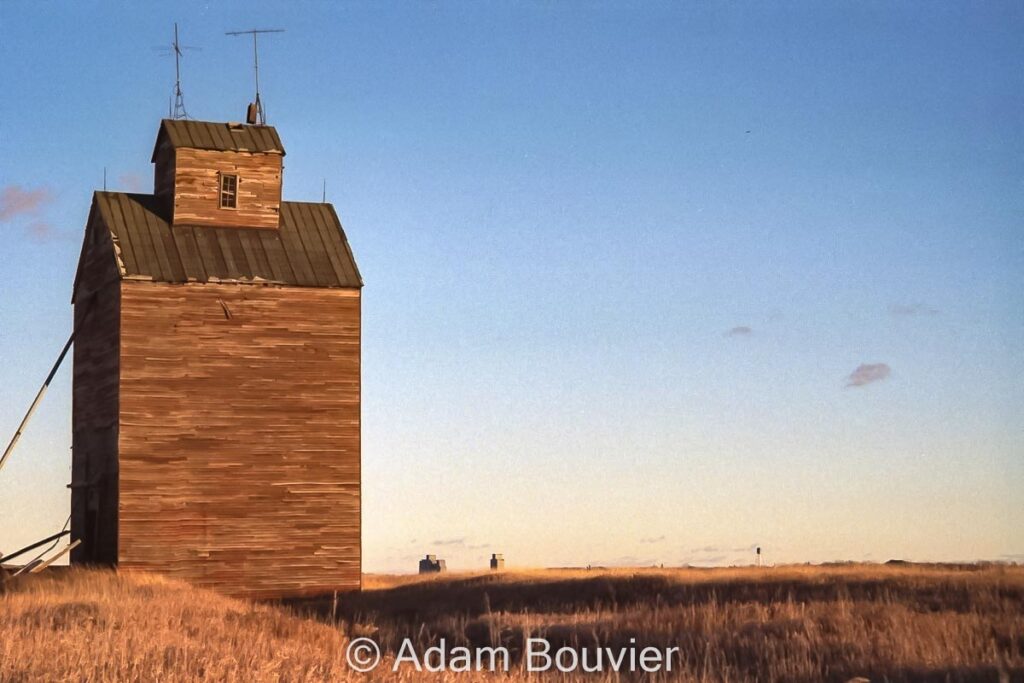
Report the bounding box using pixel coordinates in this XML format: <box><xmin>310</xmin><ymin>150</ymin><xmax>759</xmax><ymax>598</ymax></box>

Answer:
<box><xmin>225</xmin><ymin>28</ymin><xmax>284</xmax><ymax>125</ymax></box>
<box><xmin>322</xmin><ymin>178</ymin><xmax>326</xmax><ymax>203</ymax></box>
<box><xmin>155</xmin><ymin>23</ymin><xmax>200</xmax><ymax>120</ymax></box>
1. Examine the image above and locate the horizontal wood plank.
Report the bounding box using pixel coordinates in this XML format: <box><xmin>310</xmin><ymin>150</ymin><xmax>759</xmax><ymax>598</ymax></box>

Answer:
<box><xmin>117</xmin><ymin>281</ymin><xmax>361</xmax><ymax>598</ymax></box>
<box><xmin>172</xmin><ymin>148</ymin><xmax>282</xmax><ymax>230</ymax></box>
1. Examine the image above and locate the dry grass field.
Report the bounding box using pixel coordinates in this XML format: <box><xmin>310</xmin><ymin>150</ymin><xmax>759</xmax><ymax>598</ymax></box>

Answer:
<box><xmin>2</xmin><ymin>563</ymin><xmax>1022</xmax><ymax>681</ymax></box>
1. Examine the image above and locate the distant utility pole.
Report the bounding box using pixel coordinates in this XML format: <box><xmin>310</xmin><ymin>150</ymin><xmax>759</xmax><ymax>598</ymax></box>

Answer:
<box><xmin>225</xmin><ymin>28</ymin><xmax>284</xmax><ymax>125</ymax></box>
<box><xmin>756</xmin><ymin>546</ymin><xmax>762</xmax><ymax>567</ymax></box>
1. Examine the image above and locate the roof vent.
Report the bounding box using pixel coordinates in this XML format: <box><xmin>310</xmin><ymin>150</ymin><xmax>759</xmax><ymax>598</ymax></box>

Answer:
<box><xmin>246</xmin><ymin>102</ymin><xmax>258</xmax><ymax>125</ymax></box>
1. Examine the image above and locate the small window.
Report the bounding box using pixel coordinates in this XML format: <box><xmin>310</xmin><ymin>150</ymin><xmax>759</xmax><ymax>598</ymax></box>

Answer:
<box><xmin>220</xmin><ymin>173</ymin><xmax>238</xmax><ymax>209</ymax></box>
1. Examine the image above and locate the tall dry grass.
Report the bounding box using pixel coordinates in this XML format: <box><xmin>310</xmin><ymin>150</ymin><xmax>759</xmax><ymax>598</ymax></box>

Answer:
<box><xmin>0</xmin><ymin>567</ymin><xmax>352</xmax><ymax>682</ymax></box>
<box><xmin>319</xmin><ymin>565</ymin><xmax>1024</xmax><ymax>682</ymax></box>
<box><xmin>2</xmin><ymin>564</ymin><xmax>1022</xmax><ymax>681</ymax></box>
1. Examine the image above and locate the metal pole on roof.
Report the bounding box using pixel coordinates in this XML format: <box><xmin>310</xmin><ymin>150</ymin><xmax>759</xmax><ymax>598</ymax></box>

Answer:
<box><xmin>155</xmin><ymin>23</ymin><xmax>200</xmax><ymax>120</ymax></box>
<box><xmin>171</xmin><ymin>23</ymin><xmax>189</xmax><ymax>120</ymax></box>
<box><xmin>225</xmin><ymin>28</ymin><xmax>284</xmax><ymax>125</ymax></box>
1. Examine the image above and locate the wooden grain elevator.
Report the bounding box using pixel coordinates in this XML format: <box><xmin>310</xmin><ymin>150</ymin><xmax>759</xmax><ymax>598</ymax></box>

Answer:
<box><xmin>70</xmin><ymin>118</ymin><xmax>362</xmax><ymax>599</ymax></box>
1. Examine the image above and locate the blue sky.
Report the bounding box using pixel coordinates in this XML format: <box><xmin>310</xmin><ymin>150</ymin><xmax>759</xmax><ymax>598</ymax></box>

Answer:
<box><xmin>1</xmin><ymin>2</ymin><xmax>1021</xmax><ymax>571</ymax></box>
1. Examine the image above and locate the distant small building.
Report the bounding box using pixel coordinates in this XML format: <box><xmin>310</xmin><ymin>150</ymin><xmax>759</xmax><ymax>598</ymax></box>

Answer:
<box><xmin>419</xmin><ymin>555</ymin><xmax>446</xmax><ymax>573</ymax></box>
<box><xmin>490</xmin><ymin>553</ymin><xmax>505</xmax><ymax>570</ymax></box>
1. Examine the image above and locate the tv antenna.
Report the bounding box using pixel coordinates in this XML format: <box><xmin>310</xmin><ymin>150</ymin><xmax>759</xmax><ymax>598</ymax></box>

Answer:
<box><xmin>155</xmin><ymin>23</ymin><xmax>200</xmax><ymax>120</ymax></box>
<box><xmin>225</xmin><ymin>28</ymin><xmax>284</xmax><ymax>125</ymax></box>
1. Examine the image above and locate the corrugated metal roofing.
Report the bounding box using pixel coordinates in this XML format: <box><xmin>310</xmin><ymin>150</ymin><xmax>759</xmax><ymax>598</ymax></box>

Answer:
<box><xmin>91</xmin><ymin>192</ymin><xmax>361</xmax><ymax>288</ymax></box>
<box><xmin>151</xmin><ymin>119</ymin><xmax>285</xmax><ymax>161</ymax></box>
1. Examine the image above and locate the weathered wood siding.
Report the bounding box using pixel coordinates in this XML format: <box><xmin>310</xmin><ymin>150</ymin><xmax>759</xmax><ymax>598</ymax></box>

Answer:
<box><xmin>153</xmin><ymin>141</ymin><xmax>175</xmax><ymax>216</ymax></box>
<box><xmin>171</xmin><ymin>148</ymin><xmax>282</xmax><ymax>229</ymax></box>
<box><xmin>117</xmin><ymin>281</ymin><xmax>360</xmax><ymax>599</ymax></box>
<box><xmin>71</xmin><ymin>207</ymin><xmax>121</xmax><ymax>564</ymax></box>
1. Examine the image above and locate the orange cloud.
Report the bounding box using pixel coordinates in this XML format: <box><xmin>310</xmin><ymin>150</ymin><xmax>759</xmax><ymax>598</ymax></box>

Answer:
<box><xmin>26</xmin><ymin>221</ymin><xmax>55</xmax><ymax>242</ymax></box>
<box><xmin>118</xmin><ymin>173</ymin><xmax>144</xmax><ymax>192</ymax></box>
<box><xmin>0</xmin><ymin>185</ymin><xmax>53</xmax><ymax>221</ymax></box>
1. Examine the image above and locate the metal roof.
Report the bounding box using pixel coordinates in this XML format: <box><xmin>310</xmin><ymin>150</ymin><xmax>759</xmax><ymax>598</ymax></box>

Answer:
<box><xmin>90</xmin><ymin>192</ymin><xmax>361</xmax><ymax>288</ymax></box>
<box><xmin>151</xmin><ymin>119</ymin><xmax>285</xmax><ymax>161</ymax></box>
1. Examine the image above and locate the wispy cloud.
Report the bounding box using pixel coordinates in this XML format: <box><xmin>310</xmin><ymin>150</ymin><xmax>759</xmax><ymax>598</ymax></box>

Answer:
<box><xmin>681</xmin><ymin>554</ymin><xmax>726</xmax><ymax>565</ymax></box>
<box><xmin>26</xmin><ymin>220</ymin><xmax>56</xmax><ymax>242</ymax></box>
<box><xmin>890</xmin><ymin>303</ymin><xmax>939</xmax><ymax>317</ymax></box>
<box><xmin>387</xmin><ymin>552</ymin><xmax>431</xmax><ymax>569</ymax></box>
<box><xmin>118</xmin><ymin>173</ymin><xmax>143</xmax><ymax>192</ymax></box>
<box><xmin>600</xmin><ymin>555</ymin><xmax>659</xmax><ymax>567</ymax></box>
<box><xmin>690</xmin><ymin>545</ymin><xmax>752</xmax><ymax>554</ymax></box>
<box><xmin>724</xmin><ymin>325</ymin><xmax>753</xmax><ymax>337</ymax></box>
<box><xmin>0</xmin><ymin>185</ymin><xmax>53</xmax><ymax>221</ymax></box>
<box><xmin>432</xmin><ymin>537</ymin><xmax>467</xmax><ymax>547</ymax></box>
<box><xmin>846</xmin><ymin>363</ymin><xmax>891</xmax><ymax>388</ymax></box>
<box><xmin>677</xmin><ymin>544</ymin><xmax>757</xmax><ymax>566</ymax></box>
<box><xmin>639</xmin><ymin>535</ymin><xmax>665</xmax><ymax>544</ymax></box>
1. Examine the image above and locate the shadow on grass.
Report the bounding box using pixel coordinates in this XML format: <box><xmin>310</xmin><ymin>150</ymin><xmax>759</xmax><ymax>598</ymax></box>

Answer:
<box><xmin>289</xmin><ymin>572</ymin><xmax>1024</xmax><ymax>625</ymax></box>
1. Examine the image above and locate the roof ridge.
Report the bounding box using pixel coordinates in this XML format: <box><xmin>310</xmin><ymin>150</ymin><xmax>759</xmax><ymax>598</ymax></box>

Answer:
<box><xmin>82</xmin><ymin>190</ymin><xmax>360</xmax><ymax>289</ymax></box>
<box><xmin>152</xmin><ymin>119</ymin><xmax>285</xmax><ymax>160</ymax></box>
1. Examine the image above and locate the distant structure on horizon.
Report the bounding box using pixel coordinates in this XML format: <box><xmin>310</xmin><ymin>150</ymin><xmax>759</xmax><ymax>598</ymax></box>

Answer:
<box><xmin>70</xmin><ymin>115</ymin><xmax>363</xmax><ymax>599</ymax></box>
<box><xmin>490</xmin><ymin>553</ymin><xmax>505</xmax><ymax>570</ymax></box>
<box><xmin>420</xmin><ymin>555</ymin><xmax>447</xmax><ymax>574</ymax></box>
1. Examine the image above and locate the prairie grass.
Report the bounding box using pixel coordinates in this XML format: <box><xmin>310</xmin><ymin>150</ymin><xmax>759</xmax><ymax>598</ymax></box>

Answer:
<box><xmin>0</xmin><ymin>567</ymin><xmax>351</xmax><ymax>682</ymax></box>
<box><xmin>2</xmin><ymin>563</ymin><xmax>1022</xmax><ymax>681</ymax></box>
<box><xmin>325</xmin><ymin>564</ymin><xmax>1024</xmax><ymax>682</ymax></box>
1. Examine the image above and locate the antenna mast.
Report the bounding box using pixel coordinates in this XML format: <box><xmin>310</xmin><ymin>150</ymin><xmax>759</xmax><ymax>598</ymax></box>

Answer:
<box><xmin>156</xmin><ymin>23</ymin><xmax>200</xmax><ymax>120</ymax></box>
<box><xmin>172</xmin><ymin>23</ymin><xmax>187</xmax><ymax>119</ymax></box>
<box><xmin>225</xmin><ymin>28</ymin><xmax>284</xmax><ymax>125</ymax></box>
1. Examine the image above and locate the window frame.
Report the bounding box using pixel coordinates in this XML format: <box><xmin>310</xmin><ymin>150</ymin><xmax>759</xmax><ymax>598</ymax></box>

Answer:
<box><xmin>219</xmin><ymin>172</ymin><xmax>239</xmax><ymax>210</ymax></box>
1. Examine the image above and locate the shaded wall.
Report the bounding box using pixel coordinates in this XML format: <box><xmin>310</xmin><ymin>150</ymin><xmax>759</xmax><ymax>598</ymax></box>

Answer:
<box><xmin>71</xmin><ymin>209</ymin><xmax>121</xmax><ymax>564</ymax></box>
